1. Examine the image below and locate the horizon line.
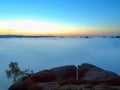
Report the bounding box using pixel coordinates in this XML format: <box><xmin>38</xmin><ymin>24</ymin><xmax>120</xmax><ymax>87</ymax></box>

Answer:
<box><xmin>0</xmin><ymin>34</ymin><xmax>120</xmax><ymax>37</ymax></box>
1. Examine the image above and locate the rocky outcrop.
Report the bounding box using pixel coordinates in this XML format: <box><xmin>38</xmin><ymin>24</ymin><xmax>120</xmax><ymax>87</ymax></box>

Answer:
<box><xmin>31</xmin><ymin>70</ymin><xmax>56</xmax><ymax>83</ymax></box>
<box><xmin>59</xmin><ymin>85</ymin><xmax>92</xmax><ymax>90</ymax></box>
<box><xmin>78</xmin><ymin>63</ymin><xmax>120</xmax><ymax>85</ymax></box>
<box><xmin>58</xmin><ymin>85</ymin><xmax>120</xmax><ymax>90</ymax></box>
<box><xmin>93</xmin><ymin>85</ymin><xmax>120</xmax><ymax>90</ymax></box>
<box><xmin>31</xmin><ymin>65</ymin><xmax>76</xmax><ymax>82</ymax></box>
<box><xmin>9</xmin><ymin>63</ymin><xmax>120</xmax><ymax>90</ymax></box>
<box><xmin>38</xmin><ymin>82</ymin><xmax>59</xmax><ymax>90</ymax></box>
<box><xmin>51</xmin><ymin>65</ymin><xmax>76</xmax><ymax>81</ymax></box>
<box><xmin>9</xmin><ymin>65</ymin><xmax>76</xmax><ymax>90</ymax></box>
<box><xmin>8</xmin><ymin>78</ymin><xmax>32</xmax><ymax>90</ymax></box>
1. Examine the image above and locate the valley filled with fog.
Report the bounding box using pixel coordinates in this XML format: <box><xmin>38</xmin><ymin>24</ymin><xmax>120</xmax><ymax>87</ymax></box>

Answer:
<box><xmin>0</xmin><ymin>37</ymin><xmax>120</xmax><ymax>90</ymax></box>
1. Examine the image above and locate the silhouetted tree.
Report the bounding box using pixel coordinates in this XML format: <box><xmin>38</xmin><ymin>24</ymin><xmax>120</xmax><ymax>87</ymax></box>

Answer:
<box><xmin>6</xmin><ymin>61</ymin><xmax>33</xmax><ymax>83</ymax></box>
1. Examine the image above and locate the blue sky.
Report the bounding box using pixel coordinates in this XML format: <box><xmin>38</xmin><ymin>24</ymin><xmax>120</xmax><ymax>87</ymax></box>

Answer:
<box><xmin>0</xmin><ymin>0</ymin><xmax>120</xmax><ymax>35</ymax></box>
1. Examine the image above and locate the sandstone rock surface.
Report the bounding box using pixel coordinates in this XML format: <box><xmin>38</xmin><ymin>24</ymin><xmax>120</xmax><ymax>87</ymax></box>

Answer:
<box><xmin>78</xmin><ymin>63</ymin><xmax>120</xmax><ymax>85</ymax></box>
<box><xmin>9</xmin><ymin>63</ymin><xmax>120</xmax><ymax>90</ymax></box>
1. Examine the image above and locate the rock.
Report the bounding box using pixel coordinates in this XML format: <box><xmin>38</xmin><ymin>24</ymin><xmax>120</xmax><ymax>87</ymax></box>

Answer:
<box><xmin>31</xmin><ymin>70</ymin><xmax>57</xmax><ymax>83</ymax></box>
<box><xmin>93</xmin><ymin>85</ymin><xmax>120</xmax><ymax>90</ymax></box>
<box><xmin>51</xmin><ymin>65</ymin><xmax>76</xmax><ymax>81</ymax></box>
<box><xmin>59</xmin><ymin>85</ymin><xmax>120</xmax><ymax>90</ymax></box>
<box><xmin>38</xmin><ymin>82</ymin><xmax>59</xmax><ymax>90</ymax></box>
<box><xmin>9</xmin><ymin>63</ymin><xmax>120</xmax><ymax>90</ymax></box>
<box><xmin>9</xmin><ymin>65</ymin><xmax>76</xmax><ymax>90</ymax></box>
<box><xmin>78</xmin><ymin>63</ymin><xmax>120</xmax><ymax>85</ymax></box>
<box><xmin>59</xmin><ymin>85</ymin><xmax>83</xmax><ymax>90</ymax></box>
<box><xmin>9</xmin><ymin>78</ymin><xmax>32</xmax><ymax>90</ymax></box>
<box><xmin>59</xmin><ymin>85</ymin><xmax>92</xmax><ymax>90</ymax></box>
<box><xmin>31</xmin><ymin>65</ymin><xmax>76</xmax><ymax>82</ymax></box>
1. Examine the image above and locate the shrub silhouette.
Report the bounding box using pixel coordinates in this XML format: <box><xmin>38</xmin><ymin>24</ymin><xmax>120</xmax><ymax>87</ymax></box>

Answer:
<box><xmin>6</xmin><ymin>61</ymin><xmax>33</xmax><ymax>83</ymax></box>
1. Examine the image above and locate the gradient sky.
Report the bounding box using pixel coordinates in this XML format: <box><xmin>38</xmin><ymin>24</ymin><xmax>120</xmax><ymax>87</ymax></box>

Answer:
<box><xmin>0</xmin><ymin>0</ymin><xmax>120</xmax><ymax>36</ymax></box>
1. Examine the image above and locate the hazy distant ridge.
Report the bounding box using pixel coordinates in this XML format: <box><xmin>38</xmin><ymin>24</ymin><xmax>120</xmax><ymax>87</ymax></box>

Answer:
<box><xmin>0</xmin><ymin>35</ymin><xmax>56</xmax><ymax>38</ymax></box>
<box><xmin>0</xmin><ymin>35</ymin><xmax>120</xmax><ymax>38</ymax></box>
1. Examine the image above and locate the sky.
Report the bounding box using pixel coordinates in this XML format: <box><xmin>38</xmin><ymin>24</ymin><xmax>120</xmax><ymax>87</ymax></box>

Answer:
<box><xmin>0</xmin><ymin>0</ymin><xmax>120</xmax><ymax>36</ymax></box>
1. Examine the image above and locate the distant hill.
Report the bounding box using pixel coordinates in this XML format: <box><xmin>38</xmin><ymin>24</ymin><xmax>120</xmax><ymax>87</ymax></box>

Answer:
<box><xmin>0</xmin><ymin>35</ymin><xmax>56</xmax><ymax>38</ymax></box>
<box><xmin>0</xmin><ymin>35</ymin><xmax>120</xmax><ymax>38</ymax></box>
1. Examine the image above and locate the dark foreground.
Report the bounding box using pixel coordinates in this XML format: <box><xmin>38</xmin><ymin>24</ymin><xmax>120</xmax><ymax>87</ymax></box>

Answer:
<box><xmin>9</xmin><ymin>63</ymin><xmax>120</xmax><ymax>90</ymax></box>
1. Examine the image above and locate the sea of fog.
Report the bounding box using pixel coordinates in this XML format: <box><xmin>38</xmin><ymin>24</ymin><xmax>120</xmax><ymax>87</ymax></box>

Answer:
<box><xmin>0</xmin><ymin>37</ymin><xmax>120</xmax><ymax>90</ymax></box>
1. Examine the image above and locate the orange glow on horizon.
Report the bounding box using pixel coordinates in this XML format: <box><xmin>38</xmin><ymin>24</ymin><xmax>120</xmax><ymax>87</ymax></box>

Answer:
<box><xmin>0</xmin><ymin>20</ymin><xmax>119</xmax><ymax>36</ymax></box>
<box><xmin>0</xmin><ymin>28</ymin><xmax>118</xmax><ymax>36</ymax></box>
